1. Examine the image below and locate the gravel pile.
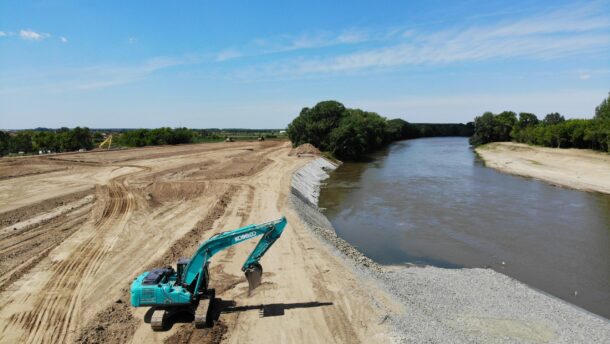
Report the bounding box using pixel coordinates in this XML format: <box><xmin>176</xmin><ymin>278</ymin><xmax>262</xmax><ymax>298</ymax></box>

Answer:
<box><xmin>381</xmin><ymin>266</ymin><xmax>610</xmax><ymax>343</ymax></box>
<box><xmin>290</xmin><ymin>158</ymin><xmax>610</xmax><ymax>343</ymax></box>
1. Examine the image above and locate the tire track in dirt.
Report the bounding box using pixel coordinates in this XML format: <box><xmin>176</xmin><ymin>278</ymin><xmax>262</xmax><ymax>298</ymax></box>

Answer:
<box><xmin>0</xmin><ymin>190</ymin><xmax>93</xmax><ymax>228</ymax></box>
<box><xmin>162</xmin><ymin>184</ymin><xmax>256</xmax><ymax>344</ymax></box>
<box><xmin>163</xmin><ymin>150</ymin><xmax>282</xmax><ymax>344</ymax></box>
<box><xmin>0</xmin><ymin>210</ymin><xmax>91</xmax><ymax>293</ymax></box>
<box><xmin>5</xmin><ymin>179</ymin><xmax>136</xmax><ymax>344</ymax></box>
<box><xmin>78</xmin><ymin>186</ymin><xmax>237</xmax><ymax>344</ymax></box>
<box><xmin>1</xmin><ymin>141</ymin><xmax>331</xmax><ymax>344</ymax></box>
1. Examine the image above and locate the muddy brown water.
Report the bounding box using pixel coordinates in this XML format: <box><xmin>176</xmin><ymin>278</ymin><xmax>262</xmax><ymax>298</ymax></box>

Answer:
<box><xmin>319</xmin><ymin>137</ymin><xmax>610</xmax><ymax>319</ymax></box>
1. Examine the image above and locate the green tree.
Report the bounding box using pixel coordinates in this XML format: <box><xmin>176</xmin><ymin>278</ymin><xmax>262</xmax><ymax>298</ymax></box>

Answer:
<box><xmin>172</xmin><ymin>127</ymin><xmax>195</xmax><ymax>144</ymax></box>
<box><xmin>10</xmin><ymin>131</ymin><xmax>35</xmax><ymax>153</ymax></box>
<box><xmin>56</xmin><ymin>127</ymin><xmax>71</xmax><ymax>151</ymax></box>
<box><xmin>118</xmin><ymin>129</ymin><xmax>148</xmax><ymax>147</ymax></box>
<box><xmin>33</xmin><ymin>131</ymin><xmax>59</xmax><ymax>152</ymax></box>
<box><xmin>385</xmin><ymin>118</ymin><xmax>419</xmax><ymax>141</ymax></box>
<box><xmin>512</xmin><ymin>112</ymin><xmax>539</xmax><ymax>141</ymax></box>
<box><xmin>0</xmin><ymin>131</ymin><xmax>10</xmax><ymax>156</ymax></box>
<box><xmin>471</xmin><ymin>94</ymin><xmax>610</xmax><ymax>152</ymax></box>
<box><xmin>595</xmin><ymin>92</ymin><xmax>610</xmax><ymax>121</ymax></box>
<box><xmin>60</xmin><ymin>127</ymin><xmax>93</xmax><ymax>151</ymax></box>
<box><xmin>0</xmin><ymin>130</ymin><xmax>11</xmax><ymax>156</ymax></box>
<box><xmin>328</xmin><ymin>109</ymin><xmax>388</xmax><ymax>159</ymax></box>
<box><xmin>543</xmin><ymin>113</ymin><xmax>565</xmax><ymax>125</ymax></box>
<box><xmin>494</xmin><ymin>111</ymin><xmax>517</xmax><ymax>141</ymax></box>
<box><xmin>516</xmin><ymin>112</ymin><xmax>539</xmax><ymax>129</ymax></box>
<box><xmin>287</xmin><ymin>101</ymin><xmax>346</xmax><ymax>150</ymax></box>
<box><xmin>117</xmin><ymin>127</ymin><xmax>195</xmax><ymax>147</ymax></box>
<box><xmin>469</xmin><ymin>112</ymin><xmax>496</xmax><ymax>145</ymax></box>
<box><xmin>287</xmin><ymin>101</ymin><xmax>476</xmax><ymax>159</ymax></box>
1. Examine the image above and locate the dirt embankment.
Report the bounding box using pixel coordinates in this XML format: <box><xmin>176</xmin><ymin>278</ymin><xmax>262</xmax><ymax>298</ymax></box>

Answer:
<box><xmin>476</xmin><ymin>142</ymin><xmax>610</xmax><ymax>194</ymax></box>
<box><xmin>78</xmin><ymin>187</ymin><xmax>236</xmax><ymax>344</ymax></box>
<box><xmin>0</xmin><ymin>141</ymin><xmax>396</xmax><ymax>344</ymax></box>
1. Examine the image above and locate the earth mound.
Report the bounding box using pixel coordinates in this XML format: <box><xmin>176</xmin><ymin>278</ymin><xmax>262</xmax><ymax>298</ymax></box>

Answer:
<box><xmin>289</xmin><ymin>143</ymin><xmax>321</xmax><ymax>156</ymax></box>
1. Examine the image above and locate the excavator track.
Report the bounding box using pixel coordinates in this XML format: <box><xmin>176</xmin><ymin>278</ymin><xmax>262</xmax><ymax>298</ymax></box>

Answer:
<box><xmin>151</xmin><ymin>309</ymin><xmax>166</xmax><ymax>331</ymax></box>
<box><xmin>194</xmin><ymin>289</ymin><xmax>215</xmax><ymax>328</ymax></box>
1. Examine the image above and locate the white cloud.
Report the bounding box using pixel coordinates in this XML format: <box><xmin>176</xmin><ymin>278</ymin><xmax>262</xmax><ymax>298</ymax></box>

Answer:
<box><xmin>216</xmin><ymin>29</ymin><xmax>371</xmax><ymax>62</ymax></box>
<box><xmin>269</xmin><ymin>30</ymin><xmax>369</xmax><ymax>51</ymax></box>
<box><xmin>127</xmin><ymin>37</ymin><xmax>137</xmax><ymax>44</ymax></box>
<box><xmin>401</xmin><ymin>30</ymin><xmax>415</xmax><ymax>38</ymax></box>
<box><xmin>0</xmin><ymin>55</ymin><xmax>198</xmax><ymax>95</ymax></box>
<box><xmin>230</xmin><ymin>3</ymin><xmax>610</xmax><ymax>79</ymax></box>
<box><xmin>19</xmin><ymin>29</ymin><xmax>50</xmax><ymax>41</ymax></box>
<box><xmin>216</xmin><ymin>49</ymin><xmax>242</xmax><ymax>61</ymax></box>
<box><xmin>75</xmin><ymin>56</ymin><xmax>198</xmax><ymax>90</ymax></box>
<box><xmin>336</xmin><ymin>31</ymin><xmax>368</xmax><ymax>44</ymax></box>
<box><xmin>60</xmin><ymin>36</ymin><xmax>68</xmax><ymax>43</ymax></box>
<box><xmin>0</xmin><ymin>31</ymin><xmax>6</xmax><ymax>37</ymax></box>
<box><xmin>576</xmin><ymin>68</ymin><xmax>610</xmax><ymax>80</ymax></box>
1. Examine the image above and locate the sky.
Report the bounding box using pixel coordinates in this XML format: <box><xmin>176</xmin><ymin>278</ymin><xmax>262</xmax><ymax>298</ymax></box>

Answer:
<box><xmin>1</xmin><ymin>0</ymin><xmax>609</xmax><ymax>129</ymax></box>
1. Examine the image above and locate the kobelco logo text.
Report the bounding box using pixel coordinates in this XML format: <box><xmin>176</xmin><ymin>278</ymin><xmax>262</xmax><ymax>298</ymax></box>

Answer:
<box><xmin>235</xmin><ymin>231</ymin><xmax>257</xmax><ymax>242</ymax></box>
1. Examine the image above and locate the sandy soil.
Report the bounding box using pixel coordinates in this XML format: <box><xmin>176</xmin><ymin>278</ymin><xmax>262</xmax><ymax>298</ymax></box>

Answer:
<box><xmin>0</xmin><ymin>141</ymin><xmax>394</xmax><ymax>344</ymax></box>
<box><xmin>476</xmin><ymin>142</ymin><xmax>610</xmax><ymax>194</ymax></box>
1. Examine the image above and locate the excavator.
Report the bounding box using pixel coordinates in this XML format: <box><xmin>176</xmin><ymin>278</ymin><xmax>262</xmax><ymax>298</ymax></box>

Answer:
<box><xmin>131</xmin><ymin>217</ymin><xmax>287</xmax><ymax>330</ymax></box>
<box><xmin>98</xmin><ymin>134</ymin><xmax>113</xmax><ymax>150</ymax></box>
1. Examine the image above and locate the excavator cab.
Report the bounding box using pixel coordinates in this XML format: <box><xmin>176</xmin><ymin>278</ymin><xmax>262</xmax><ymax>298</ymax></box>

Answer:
<box><xmin>175</xmin><ymin>258</ymin><xmax>190</xmax><ymax>286</ymax></box>
<box><xmin>141</xmin><ymin>267</ymin><xmax>174</xmax><ymax>286</ymax></box>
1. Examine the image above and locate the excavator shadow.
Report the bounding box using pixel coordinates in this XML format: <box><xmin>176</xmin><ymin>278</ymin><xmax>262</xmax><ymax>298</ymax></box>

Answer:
<box><xmin>214</xmin><ymin>298</ymin><xmax>333</xmax><ymax>318</ymax></box>
<box><xmin>145</xmin><ymin>299</ymin><xmax>333</xmax><ymax>331</ymax></box>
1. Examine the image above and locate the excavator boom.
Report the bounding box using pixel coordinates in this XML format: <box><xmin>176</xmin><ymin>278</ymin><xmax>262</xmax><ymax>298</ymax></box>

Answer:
<box><xmin>98</xmin><ymin>135</ymin><xmax>112</xmax><ymax>150</ymax></box>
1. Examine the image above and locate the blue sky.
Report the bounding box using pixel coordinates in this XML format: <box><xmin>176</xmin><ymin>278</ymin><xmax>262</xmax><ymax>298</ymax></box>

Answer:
<box><xmin>1</xmin><ymin>0</ymin><xmax>609</xmax><ymax>129</ymax></box>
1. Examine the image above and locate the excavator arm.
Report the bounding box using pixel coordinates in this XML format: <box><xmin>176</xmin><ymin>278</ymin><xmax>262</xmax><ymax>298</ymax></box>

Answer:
<box><xmin>183</xmin><ymin>217</ymin><xmax>287</xmax><ymax>294</ymax></box>
<box><xmin>98</xmin><ymin>135</ymin><xmax>112</xmax><ymax>150</ymax></box>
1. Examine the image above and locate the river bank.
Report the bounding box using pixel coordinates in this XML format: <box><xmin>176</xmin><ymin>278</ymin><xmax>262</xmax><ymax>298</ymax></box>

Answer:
<box><xmin>0</xmin><ymin>142</ymin><xmax>399</xmax><ymax>344</ymax></box>
<box><xmin>291</xmin><ymin>156</ymin><xmax>610</xmax><ymax>343</ymax></box>
<box><xmin>476</xmin><ymin>142</ymin><xmax>610</xmax><ymax>194</ymax></box>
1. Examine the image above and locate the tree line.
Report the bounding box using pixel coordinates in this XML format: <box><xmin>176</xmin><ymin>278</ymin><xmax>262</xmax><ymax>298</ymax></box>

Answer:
<box><xmin>0</xmin><ymin>127</ymin><xmax>94</xmax><ymax>156</ymax></box>
<box><xmin>0</xmin><ymin>127</ymin><xmax>200</xmax><ymax>156</ymax></box>
<box><xmin>287</xmin><ymin>100</ymin><xmax>473</xmax><ymax>160</ymax></box>
<box><xmin>469</xmin><ymin>93</ymin><xmax>610</xmax><ymax>152</ymax></box>
<box><xmin>117</xmin><ymin>127</ymin><xmax>195</xmax><ymax>147</ymax></box>
<box><xmin>0</xmin><ymin>126</ymin><xmax>292</xmax><ymax>157</ymax></box>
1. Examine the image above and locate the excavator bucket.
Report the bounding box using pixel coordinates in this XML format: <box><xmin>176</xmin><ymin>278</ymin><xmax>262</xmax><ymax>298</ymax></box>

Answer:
<box><xmin>245</xmin><ymin>263</ymin><xmax>263</xmax><ymax>290</ymax></box>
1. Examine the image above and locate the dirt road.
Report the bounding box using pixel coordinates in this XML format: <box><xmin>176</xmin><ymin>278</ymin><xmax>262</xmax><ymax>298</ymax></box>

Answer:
<box><xmin>0</xmin><ymin>142</ymin><xmax>394</xmax><ymax>343</ymax></box>
<box><xmin>476</xmin><ymin>142</ymin><xmax>610</xmax><ymax>194</ymax></box>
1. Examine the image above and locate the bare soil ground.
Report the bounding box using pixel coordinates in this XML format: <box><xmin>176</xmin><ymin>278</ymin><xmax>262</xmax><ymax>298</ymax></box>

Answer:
<box><xmin>476</xmin><ymin>142</ymin><xmax>610</xmax><ymax>194</ymax></box>
<box><xmin>0</xmin><ymin>141</ymin><xmax>394</xmax><ymax>344</ymax></box>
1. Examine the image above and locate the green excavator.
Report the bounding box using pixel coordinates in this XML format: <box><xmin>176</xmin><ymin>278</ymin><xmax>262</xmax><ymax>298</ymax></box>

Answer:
<box><xmin>131</xmin><ymin>217</ymin><xmax>287</xmax><ymax>330</ymax></box>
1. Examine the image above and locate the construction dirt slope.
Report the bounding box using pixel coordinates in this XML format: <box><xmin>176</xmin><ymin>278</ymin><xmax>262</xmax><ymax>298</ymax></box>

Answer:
<box><xmin>0</xmin><ymin>141</ymin><xmax>396</xmax><ymax>344</ymax></box>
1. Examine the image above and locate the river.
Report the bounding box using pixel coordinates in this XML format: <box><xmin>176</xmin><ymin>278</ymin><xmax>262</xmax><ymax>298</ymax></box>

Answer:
<box><xmin>318</xmin><ymin>137</ymin><xmax>610</xmax><ymax>319</ymax></box>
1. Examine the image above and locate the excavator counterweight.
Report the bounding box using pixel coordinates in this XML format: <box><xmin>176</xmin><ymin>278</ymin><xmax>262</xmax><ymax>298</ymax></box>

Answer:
<box><xmin>130</xmin><ymin>217</ymin><xmax>287</xmax><ymax>330</ymax></box>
